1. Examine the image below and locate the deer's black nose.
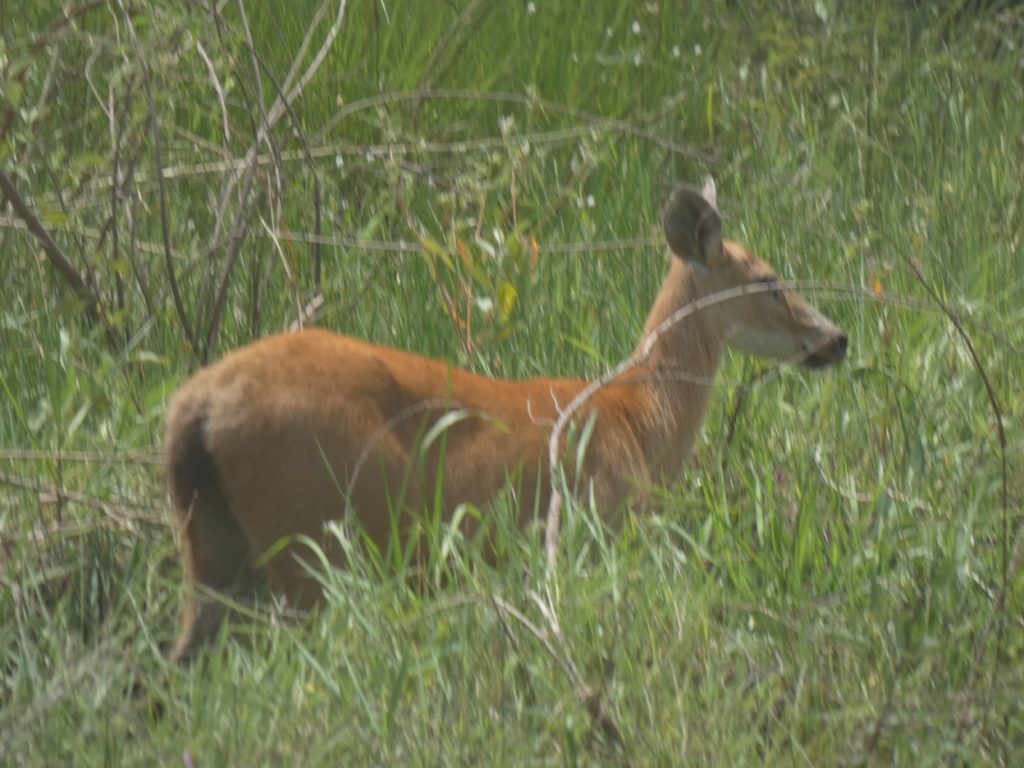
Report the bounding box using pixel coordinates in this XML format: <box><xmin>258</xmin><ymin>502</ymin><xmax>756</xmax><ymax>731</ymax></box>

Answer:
<box><xmin>836</xmin><ymin>333</ymin><xmax>848</xmax><ymax>358</ymax></box>
<box><xmin>803</xmin><ymin>332</ymin><xmax>848</xmax><ymax>368</ymax></box>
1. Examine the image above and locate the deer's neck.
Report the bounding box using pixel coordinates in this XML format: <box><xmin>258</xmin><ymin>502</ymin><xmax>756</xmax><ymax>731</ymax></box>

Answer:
<box><xmin>624</xmin><ymin>258</ymin><xmax>728</xmax><ymax>480</ymax></box>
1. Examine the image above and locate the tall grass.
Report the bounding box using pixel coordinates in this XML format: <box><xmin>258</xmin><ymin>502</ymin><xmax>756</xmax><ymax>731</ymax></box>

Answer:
<box><xmin>1</xmin><ymin>1</ymin><xmax>1021</xmax><ymax>764</ymax></box>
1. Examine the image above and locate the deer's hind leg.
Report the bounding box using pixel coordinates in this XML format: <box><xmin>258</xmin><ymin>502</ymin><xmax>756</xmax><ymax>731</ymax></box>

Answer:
<box><xmin>167</xmin><ymin>481</ymin><xmax>261</xmax><ymax>663</ymax></box>
<box><xmin>165</xmin><ymin>404</ymin><xmax>261</xmax><ymax>663</ymax></box>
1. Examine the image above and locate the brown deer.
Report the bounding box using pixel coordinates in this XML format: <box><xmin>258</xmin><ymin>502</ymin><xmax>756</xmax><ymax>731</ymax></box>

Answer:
<box><xmin>164</xmin><ymin>180</ymin><xmax>847</xmax><ymax>661</ymax></box>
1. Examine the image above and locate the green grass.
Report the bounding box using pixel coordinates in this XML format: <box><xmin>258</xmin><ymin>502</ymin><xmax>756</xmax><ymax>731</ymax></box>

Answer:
<box><xmin>1</xmin><ymin>1</ymin><xmax>1022</xmax><ymax>764</ymax></box>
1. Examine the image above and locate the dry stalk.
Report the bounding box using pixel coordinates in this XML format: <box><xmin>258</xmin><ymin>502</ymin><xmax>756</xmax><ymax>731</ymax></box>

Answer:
<box><xmin>907</xmin><ymin>257</ymin><xmax>1015</xmax><ymax>751</ymax></box>
<box><xmin>116</xmin><ymin>0</ymin><xmax>197</xmax><ymax>352</ymax></box>
<box><xmin>0</xmin><ymin>170</ymin><xmax>97</xmax><ymax>320</ymax></box>
<box><xmin>491</xmin><ymin>590</ymin><xmax>626</xmax><ymax>752</ymax></box>
<box><xmin>0</xmin><ymin>0</ymin><xmax>104</xmax><ymax>142</ymax></box>
<box><xmin>201</xmin><ymin>0</ymin><xmax>346</xmax><ymax>361</ymax></box>
<box><xmin>0</xmin><ymin>470</ymin><xmax>166</xmax><ymax>532</ymax></box>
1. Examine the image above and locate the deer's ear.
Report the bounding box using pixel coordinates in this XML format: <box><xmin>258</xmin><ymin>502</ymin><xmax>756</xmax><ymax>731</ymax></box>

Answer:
<box><xmin>663</xmin><ymin>184</ymin><xmax>723</xmax><ymax>266</ymax></box>
<box><xmin>700</xmin><ymin>176</ymin><xmax>717</xmax><ymax>209</ymax></box>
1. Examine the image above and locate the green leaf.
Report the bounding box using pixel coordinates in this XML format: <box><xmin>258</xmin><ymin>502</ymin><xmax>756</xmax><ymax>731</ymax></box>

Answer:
<box><xmin>419</xmin><ymin>235</ymin><xmax>454</xmax><ymax>272</ymax></box>
<box><xmin>54</xmin><ymin>297</ymin><xmax>86</xmax><ymax>318</ymax></box>
<box><xmin>497</xmin><ymin>280</ymin><xmax>517</xmax><ymax>323</ymax></box>
<box><xmin>459</xmin><ymin>244</ymin><xmax>493</xmax><ymax>292</ymax></box>
<box><xmin>72</xmin><ymin>152</ymin><xmax>107</xmax><ymax>172</ymax></box>
<box><xmin>130</xmin><ymin>350</ymin><xmax>167</xmax><ymax>366</ymax></box>
<box><xmin>356</xmin><ymin>207</ymin><xmax>385</xmax><ymax>241</ymax></box>
<box><xmin>5</xmin><ymin>80</ymin><xmax>22</xmax><ymax>108</ymax></box>
<box><xmin>40</xmin><ymin>206</ymin><xmax>70</xmax><ymax>226</ymax></box>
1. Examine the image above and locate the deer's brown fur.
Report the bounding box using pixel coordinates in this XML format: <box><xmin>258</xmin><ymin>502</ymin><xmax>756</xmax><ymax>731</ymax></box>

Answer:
<box><xmin>164</xmin><ymin>181</ymin><xmax>847</xmax><ymax>661</ymax></box>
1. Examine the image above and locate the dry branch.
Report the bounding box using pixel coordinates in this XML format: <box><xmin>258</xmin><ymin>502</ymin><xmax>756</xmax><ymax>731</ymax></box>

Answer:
<box><xmin>0</xmin><ymin>448</ymin><xmax>161</xmax><ymax>463</ymax></box>
<box><xmin>0</xmin><ymin>169</ymin><xmax>98</xmax><ymax>320</ymax></box>
<box><xmin>908</xmin><ymin>260</ymin><xmax>1009</xmax><ymax>592</ymax></box>
<box><xmin>907</xmin><ymin>257</ymin><xmax>1015</xmax><ymax>746</ymax></box>
<box><xmin>246</xmin><ymin>43</ymin><xmax>325</xmax><ymax>299</ymax></box>
<box><xmin>0</xmin><ymin>470</ymin><xmax>166</xmax><ymax>533</ymax></box>
<box><xmin>0</xmin><ymin>0</ymin><xmax>104</xmax><ymax>142</ymax></box>
<box><xmin>117</xmin><ymin>0</ymin><xmax>198</xmax><ymax>353</ymax></box>
<box><xmin>200</xmin><ymin>0</ymin><xmax>347</xmax><ymax>361</ymax></box>
<box><xmin>491</xmin><ymin>590</ymin><xmax>625</xmax><ymax>751</ymax></box>
<box><xmin>313</xmin><ymin>87</ymin><xmax>711</xmax><ymax>160</ymax></box>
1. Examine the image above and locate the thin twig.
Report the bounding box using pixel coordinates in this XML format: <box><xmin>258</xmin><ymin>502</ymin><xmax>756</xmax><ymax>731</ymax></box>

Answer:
<box><xmin>202</xmin><ymin>157</ymin><xmax>260</xmax><ymax>361</ymax></box>
<box><xmin>199</xmin><ymin>0</ymin><xmax>270</xmax><ymax>357</ymax></box>
<box><xmin>247</xmin><ymin>43</ymin><xmax>325</xmax><ymax>300</ymax></box>
<box><xmin>0</xmin><ymin>0</ymin><xmax>104</xmax><ymax>142</ymax></box>
<box><xmin>118</xmin><ymin>0</ymin><xmax>197</xmax><ymax>352</ymax></box>
<box><xmin>907</xmin><ymin>259</ymin><xmax>1009</xmax><ymax>600</ymax></box>
<box><xmin>85</xmin><ymin>122</ymin><xmax>695</xmax><ymax>190</ymax></box>
<box><xmin>907</xmin><ymin>258</ymin><xmax>1014</xmax><ymax>745</ymax></box>
<box><xmin>0</xmin><ymin>470</ymin><xmax>166</xmax><ymax>532</ymax></box>
<box><xmin>719</xmin><ymin>361</ymin><xmax>775</xmax><ymax>472</ymax></box>
<box><xmin>270</xmin><ymin>231</ymin><xmax>660</xmax><ymax>255</ymax></box>
<box><xmin>276</xmin><ymin>0</ymin><xmax>330</xmax><ymax>99</ymax></box>
<box><xmin>260</xmin><ymin>216</ymin><xmax>304</xmax><ymax>326</ymax></box>
<box><xmin>122</xmin><ymin>139</ymin><xmax>156</xmax><ymax>316</ymax></box>
<box><xmin>35</xmin><ymin>36</ymin><xmax>66</xmax><ymax>132</ymax></box>
<box><xmin>108</xmin><ymin>77</ymin><xmax>127</xmax><ymax>337</ymax></box>
<box><xmin>195</xmin><ymin>38</ymin><xmax>232</xmax><ymax>146</ymax></box>
<box><xmin>313</xmin><ymin>87</ymin><xmax>711</xmax><ymax>161</ymax></box>
<box><xmin>0</xmin><ymin>169</ymin><xmax>98</xmax><ymax>321</ymax></box>
<box><xmin>202</xmin><ymin>0</ymin><xmax>347</xmax><ymax>361</ymax></box>
<box><xmin>493</xmin><ymin>590</ymin><xmax>625</xmax><ymax>750</ymax></box>
<box><xmin>0</xmin><ymin>448</ymin><xmax>161</xmax><ymax>463</ymax></box>
<box><xmin>265</xmin><ymin>0</ymin><xmax>348</xmax><ymax>130</ymax></box>
<box><xmin>414</xmin><ymin>0</ymin><xmax>494</xmax><ymax>103</ymax></box>
<box><xmin>233</xmin><ymin>0</ymin><xmax>282</xmax><ymax>344</ymax></box>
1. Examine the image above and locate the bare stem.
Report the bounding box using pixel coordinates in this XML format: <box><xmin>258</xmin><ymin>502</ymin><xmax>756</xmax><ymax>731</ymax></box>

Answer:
<box><xmin>118</xmin><ymin>0</ymin><xmax>197</xmax><ymax>353</ymax></box>
<box><xmin>0</xmin><ymin>169</ymin><xmax>98</xmax><ymax>320</ymax></box>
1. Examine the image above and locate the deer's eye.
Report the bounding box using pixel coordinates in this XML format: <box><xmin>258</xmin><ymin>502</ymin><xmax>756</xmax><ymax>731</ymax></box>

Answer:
<box><xmin>756</xmin><ymin>277</ymin><xmax>785</xmax><ymax>302</ymax></box>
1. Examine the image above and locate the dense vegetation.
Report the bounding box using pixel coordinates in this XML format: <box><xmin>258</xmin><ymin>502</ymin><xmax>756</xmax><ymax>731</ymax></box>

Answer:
<box><xmin>1</xmin><ymin>1</ymin><xmax>1021</xmax><ymax>764</ymax></box>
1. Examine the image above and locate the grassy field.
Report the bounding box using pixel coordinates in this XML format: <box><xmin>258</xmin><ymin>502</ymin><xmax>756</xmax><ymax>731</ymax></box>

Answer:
<box><xmin>1</xmin><ymin>1</ymin><xmax>1022</xmax><ymax>764</ymax></box>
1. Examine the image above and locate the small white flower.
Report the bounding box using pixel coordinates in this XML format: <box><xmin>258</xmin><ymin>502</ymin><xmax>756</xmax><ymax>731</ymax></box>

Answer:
<box><xmin>738</xmin><ymin>63</ymin><xmax>749</xmax><ymax>81</ymax></box>
<box><xmin>475</xmin><ymin>296</ymin><xmax>494</xmax><ymax>313</ymax></box>
<box><xmin>605</xmin><ymin>26</ymin><xmax>612</xmax><ymax>38</ymax></box>
<box><xmin>335</xmin><ymin>154</ymin><xmax>344</xmax><ymax>169</ymax></box>
<box><xmin>527</xmin><ymin>1</ymin><xmax>535</xmax><ymax>14</ymax></box>
<box><xmin>498</xmin><ymin>114</ymin><xmax>515</xmax><ymax>135</ymax></box>
<box><xmin>631</xmin><ymin>20</ymin><xmax>641</xmax><ymax>34</ymax></box>
<box><xmin>586</xmin><ymin>194</ymin><xmax>595</xmax><ymax>209</ymax></box>
<box><xmin>671</xmin><ymin>45</ymin><xmax>680</xmax><ymax>59</ymax></box>
<box><xmin>694</xmin><ymin>43</ymin><xmax>702</xmax><ymax>56</ymax></box>
<box><xmin>633</xmin><ymin>52</ymin><xmax>642</xmax><ymax>67</ymax></box>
